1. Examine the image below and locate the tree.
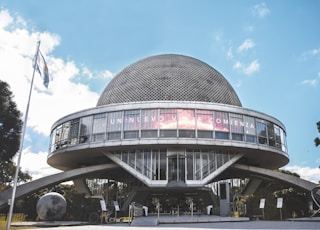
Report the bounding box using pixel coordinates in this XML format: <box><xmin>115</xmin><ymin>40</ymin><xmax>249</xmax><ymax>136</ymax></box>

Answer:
<box><xmin>315</xmin><ymin>121</ymin><xmax>320</xmax><ymax>147</ymax></box>
<box><xmin>0</xmin><ymin>80</ymin><xmax>31</xmax><ymax>190</ymax></box>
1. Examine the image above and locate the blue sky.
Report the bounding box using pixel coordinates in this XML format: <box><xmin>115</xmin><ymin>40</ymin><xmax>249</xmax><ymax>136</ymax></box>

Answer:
<box><xmin>0</xmin><ymin>0</ymin><xmax>319</xmax><ymax>182</ymax></box>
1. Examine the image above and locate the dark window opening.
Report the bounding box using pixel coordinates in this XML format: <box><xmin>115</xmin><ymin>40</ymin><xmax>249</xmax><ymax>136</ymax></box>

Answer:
<box><xmin>198</xmin><ymin>131</ymin><xmax>213</xmax><ymax>138</ymax></box>
<box><xmin>108</xmin><ymin>132</ymin><xmax>121</xmax><ymax>140</ymax></box>
<box><xmin>124</xmin><ymin>131</ymin><xmax>139</xmax><ymax>139</ymax></box>
<box><xmin>246</xmin><ymin>135</ymin><xmax>256</xmax><ymax>143</ymax></box>
<box><xmin>232</xmin><ymin>133</ymin><xmax>243</xmax><ymax>141</ymax></box>
<box><xmin>215</xmin><ymin>131</ymin><xmax>229</xmax><ymax>140</ymax></box>
<box><xmin>179</xmin><ymin>130</ymin><xmax>195</xmax><ymax>138</ymax></box>
<box><xmin>141</xmin><ymin>130</ymin><xmax>157</xmax><ymax>138</ymax></box>
<box><xmin>160</xmin><ymin>130</ymin><xmax>177</xmax><ymax>138</ymax></box>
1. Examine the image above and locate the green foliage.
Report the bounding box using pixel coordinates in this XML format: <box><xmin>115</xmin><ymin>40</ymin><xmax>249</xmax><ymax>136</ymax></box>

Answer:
<box><xmin>0</xmin><ymin>80</ymin><xmax>31</xmax><ymax>187</ymax></box>
<box><xmin>0</xmin><ymin>81</ymin><xmax>22</xmax><ymax>161</ymax></box>
<box><xmin>315</xmin><ymin>121</ymin><xmax>320</xmax><ymax>147</ymax></box>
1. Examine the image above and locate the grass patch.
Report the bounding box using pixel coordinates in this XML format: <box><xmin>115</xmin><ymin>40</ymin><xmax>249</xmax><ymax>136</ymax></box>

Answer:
<box><xmin>0</xmin><ymin>214</ymin><xmax>38</xmax><ymax>229</ymax></box>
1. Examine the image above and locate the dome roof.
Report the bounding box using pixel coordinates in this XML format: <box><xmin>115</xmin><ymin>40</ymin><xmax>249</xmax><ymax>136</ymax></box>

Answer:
<box><xmin>97</xmin><ymin>54</ymin><xmax>242</xmax><ymax>106</ymax></box>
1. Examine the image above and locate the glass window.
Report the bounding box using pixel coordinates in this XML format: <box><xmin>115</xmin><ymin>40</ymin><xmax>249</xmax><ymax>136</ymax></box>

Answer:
<box><xmin>223</xmin><ymin>153</ymin><xmax>229</xmax><ymax>164</ymax></box>
<box><xmin>197</xmin><ymin>110</ymin><xmax>213</xmax><ymax>130</ymax></box>
<box><xmin>152</xmin><ymin>150</ymin><xmax>159</xmax><ymax>180</ymax></box>
<box><xmin>92</xmin><ymin>113</ymin><xmax>106</xmax><ymax>142</ymax></box>
<box><xmin>179</xmin><ymin>130</ymin><xmax>195</xmax><ymax>138</ymax></box>
<box><xmin>178</xmin><ymin>154</ymin><xmax>185</xmax><ymax>181</ymax></box>
<box><xmin>136</xmin><ymin>150</ymin><xmax>143</xmax><ymax>174</ymax></box>
<box><xmin>243</xmin><ymin>116</ymin><xmax>256</xmax><ymax>135</ymax></box>
<box><xmin>124</xmin><ymin>131</ymin><xmax>139</xmax><ymax>139</ymax></box>
<box><xmin>274</xmin><ymin>125</ymin><xmax>281</xmax><ymax>149</ymax></box>
<box><xmin>256</xmin><ymin>120</ymin><xmax>267</xmax><ymax>144</ymax></box>
<box><xmin>214</xmin><ymin>111</ymin><xmax>229</xmax><ymax>132</ymax></box>
<box><xmin>144</xmin><ymin>150</ymin><xmax>152</xmax><ymax>179</ymax></box>
<box><xmin>124</xmin><ymin>110</ymin><xmax>140</xmax><ymax>131</ymax></box>
<box><xmin>230</xmin><ymin>113</ymin><xmax>244</xmax><ymax>134</ymax></box>
<box><xmin>114</xmin><ymin>151</ymin><xmax>121</xmax><ymax>159</ymax></box>
<box><xmin>128</xmin><ymin>150</ymin><xmax>135</xmax><ymax>169</ymax></box>
<box><xmin>55</xmin><ymin>122</ymin><xmax>70</xmax><ymax>149</ymax></box>
<box><xmin>80</xmin><ymin>116</ymin><xmax>92</xmax><ymax>143</ymax></box>
<box><xmin>107</xmin><ymin>111</ymin><xmax>123</xmax><ymax>132</ymax></box>
<box><xmin>50</xmin><ymin>129</ymin><xmax>56</xmax><ymax>152</ymax></box>
<box><xmin>160</xmin><ymin>130</ymin><xmax>177</xmax><ymax>137</ymax></box>
<box><xmin>141</xmin><ymin>109</ymin><xmax>158</xmax><ymax>130</ymax></box>
<box><xmin>208</xmin><ymin>150</ymin><xmax>216</xmax><ymax>173</ymax></box>
<box><xmin>107</xmin><ymin>111</ymin><xmax>122</xmax><ymax>140</ymax></box>
<box><xmin>195</xmin><ymin>151</ymin><xmax>201</xmax><ymax>180</ymax></box>
<box><xmin>232</xmin><ymin>133</ymin><xmax>243</xmax><ymax>141</ymax></box>
<box><xmin>69</xmin><ymin>119</ymin><xmax>80</xmax><ymax>145</ymax></box>
<box><xmin>159</xmin><ymin>109</ymin><xmax>177</xmax><ymax>129</ymax></box>
<box><xmin>216</xmin><ymin>153</ymin><xmax>223</xmax><ymax>168</ymax></box>
<box><xmin>198</xmin><ymin>130</ymin><xmax>213</xmax><ymax>138</ymax></box>
<box><xmin>256</xmin><ymin>120</ymin><xmax>267</xmax><ymax>137</ymax></box>
<box><xmin>178</xmin><ymin>109</ymin><xmax>195</xmax><ymax>129</ymax></box>
<box><xmin>246</xmin><ymin>135</ymin><xmax>256</xmax><ymax>143</ymax></box>
<box><xmin>280</xmin><ymin>129</ymin><xmax>287</xmax><ymax>152</ymax></box>
<box><xmin>159</xmin><ymin>150</ymin><xmax>166</xmax><ymax>180</ymax></box>
<box><xmin>141</xmin><ymin>130</ymin><xmax>157</xmax><ymax>138</ymax></box>
<box><xmin>61</xmin><ymin>122</ymin><xmax>70</xmax><ymax>145</ymax></box>
<box><xmin>168</xmin><ymin>155</ymin><xmax>177</xmax><ymax>181</ymax></box>
<box><xmin>178</xmin><ymin>109</ymin><xmax>195</xmax><ymax>137</ymax></box>
<box><xmin>202</xmin><ymin>151</ymin><xmax>209</xmax><ymax>178</ymax></box>
<box><xmin>267</xmin><ymin>122</ymin><xmax>275</xmax><ymax>147</ymax></box>
<box><xmin>230</xmin><ymin>113</ymin><xmax>243</xmax><ymax>141</ymax></box>
<box><xmin>214</xmin><ymin>112</ymin><xmax>230</xmax><ymax>140</ymax></box>
<box><xmin>107</xmin><ymin>132</ymin><xmax>121</xmax><ymax>140</ymax></box>
<box><xmin>215</xmin><ymin>131</ymin><xmax>229</xmax><ymax>140</ymax></box>
<box><xmin>186</xmin><ymin>150</ymin><xmax>194</xmax><ymax>180</ymax></box>
<box><xmin>122</xmin><ymin>151</ymin><xmax>128</xmax><ymax>163</ymax></box>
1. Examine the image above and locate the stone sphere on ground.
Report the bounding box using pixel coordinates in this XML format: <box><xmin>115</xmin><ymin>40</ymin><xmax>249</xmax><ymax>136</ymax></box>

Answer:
<box><xmin>36</xmin><ymin>192</ymin><xmax>67</xmax><ymax>221</ymax></box>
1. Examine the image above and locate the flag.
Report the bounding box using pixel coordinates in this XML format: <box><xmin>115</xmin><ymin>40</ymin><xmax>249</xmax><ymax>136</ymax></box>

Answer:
<box><xmin>33</xmin><ymin>50</ymin><xmax>49</xmax><ymax>88</ymax></box>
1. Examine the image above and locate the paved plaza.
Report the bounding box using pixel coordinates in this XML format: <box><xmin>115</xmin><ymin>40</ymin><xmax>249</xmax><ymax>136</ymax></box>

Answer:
<box><xmin>12</xmin><ymin>215</ymin><xmax>320</xmax><ymax>230</ymax></box>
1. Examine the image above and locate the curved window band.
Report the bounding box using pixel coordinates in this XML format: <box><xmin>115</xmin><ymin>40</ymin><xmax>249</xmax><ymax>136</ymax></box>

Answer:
<box><xmin>50</xmin><ymin>108</ymin><xmax>287</xmax><ymax>153</ymax></box>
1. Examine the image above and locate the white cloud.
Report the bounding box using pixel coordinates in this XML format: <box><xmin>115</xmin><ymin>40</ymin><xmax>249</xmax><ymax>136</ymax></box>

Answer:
<box><xmin>102</xmin><ymin>70</ymin><xmax>113</xmax><ymax>79</ymax></box>
<box><xmin>301</xmin><ymin>79</ymin><xmax>318</xmax><ymax>87</ymax></box>
<box><xmin>233</xmin><ymin>61</ymin><xmax>243</xmax><ymax>70</ymax></box>
<box><xmin>244</xmin><ymin>60</ymin><xmax>260</xmax><ymax>75</ymax></box>
<box><xmin>0</xmin><ymin>9</ymin><xmax>100</xmax><ymax>136</ymax></box>
<box><xmin>252</xmin><ymin>2</ymin><xmax>270</xmax><ymax>18</ymax></box>
<box><xmin>302</xmin><ymin>48</ymin><xmax>320</xmax><ymax>57</ymax></box>
<box><xmin>301</xmin><ymin>72</ymin><xmax>320</xmax><ymax>87</ymax></box>
<box><xmin>82</xmin><ymin>66</ymin><xmax>94</xmax><ymax>79</ymax></box>
<box><xmin>283</xmin><ymin>165</ymin><xmax>320</xmax><ymax>184</ymax></box>
<box><xmin>81</xmin><ymin>67</ymin><xmax>114</xmax><ymax>80</ymax></box>
<box><xmin>226</xmin><ymin>47</ymin><xmax>233</xmax><ymax>59</ymax></box>
<box><xmin>214</xmin><ymin>31</ymin><xmax>223</xmax><ymax>42</ymax></box>
<box><xmin>244</xmin><ymin>25</ymin><xmax>254</xmax><ymax>32</ymax></box>
<box><xmin>233</xmin><ymin>60</ymin><xmax>260</xmax><ymax>75</ymax></box>
<box><xmin>0</xmin><ymin>9</ymin><xmax>13</xmax><ymax>28</ymax></box>
<box><xmin>0</xmin><ymin>9</ymin><xmax>113</xmax><ymax>179</ymax></box>
<box><xmin>237</xmin><ymin>39</ymin><xmax>255</xmax><ymax>52</ymax></box>
<box><xmin>15</xmin><ymin>147</ymin><xmax>62</xmax><ymax>181</ymax></box>
<box><xmin>235</xmin><ymin>80</ymin><xmax>242</xmax><ymax>88</ymax></box>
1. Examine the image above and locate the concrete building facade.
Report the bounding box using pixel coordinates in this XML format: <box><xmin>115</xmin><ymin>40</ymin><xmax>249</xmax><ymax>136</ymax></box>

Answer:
<box><xmin>45</xmin><ymin>54</ymin><xmax>290</xmax><ymax>215</ymax></box>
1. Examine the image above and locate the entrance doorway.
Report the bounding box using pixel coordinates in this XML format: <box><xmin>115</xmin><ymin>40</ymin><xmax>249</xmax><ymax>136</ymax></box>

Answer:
<box><xmin>168</xmin><ymin>153</ymin><xmax>185</xmax><ymax>182</ymax></box>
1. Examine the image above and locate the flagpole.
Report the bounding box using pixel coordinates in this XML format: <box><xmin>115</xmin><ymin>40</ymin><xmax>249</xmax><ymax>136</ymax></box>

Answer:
<box><xmin>6</xmin><ymin>40</ymin><xmax>41</xmax><ymax>230</ymax></box>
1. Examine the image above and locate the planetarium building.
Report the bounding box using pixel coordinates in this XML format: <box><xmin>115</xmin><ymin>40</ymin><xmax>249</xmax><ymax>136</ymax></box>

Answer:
<box><xmin>48</xmin><ymin>54</ymin><xmax>289</xmax><ymax>215</ymax></box>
